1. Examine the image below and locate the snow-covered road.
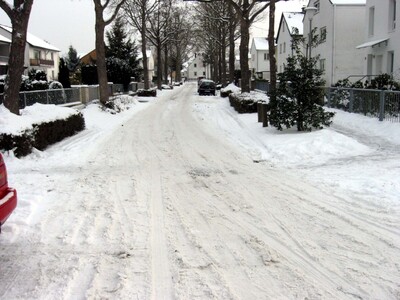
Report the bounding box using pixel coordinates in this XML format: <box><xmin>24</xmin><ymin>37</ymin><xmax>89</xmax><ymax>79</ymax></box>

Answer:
<box><xmin>1</xmin><ymin>83</ymin><xmax>399</xmax><ymax>299</ymax></box>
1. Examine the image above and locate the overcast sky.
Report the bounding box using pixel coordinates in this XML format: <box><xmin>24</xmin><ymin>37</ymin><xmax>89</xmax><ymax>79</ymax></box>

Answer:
<box><xmin>0</xmin><ymin>0</ymin><xmax>307</xmax><ymax>56</ymax></box>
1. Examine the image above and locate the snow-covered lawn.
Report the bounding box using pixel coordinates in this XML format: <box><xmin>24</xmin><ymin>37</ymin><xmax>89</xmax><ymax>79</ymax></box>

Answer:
<box><xmin>0</xmin><ymin>83</ymin><xmax>399</xmax><ymax>299</ymax></box>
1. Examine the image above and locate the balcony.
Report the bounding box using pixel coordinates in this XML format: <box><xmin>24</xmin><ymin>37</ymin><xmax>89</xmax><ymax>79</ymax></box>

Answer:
<box><xmin>30</xmin><ymin>58</ymin><xmax>54</xmax><ymax>67</ymax></box>
<box><xmin>0</xmin><ymin>55</ymin><xmax>8</xmax><ymax>65</ymax></box>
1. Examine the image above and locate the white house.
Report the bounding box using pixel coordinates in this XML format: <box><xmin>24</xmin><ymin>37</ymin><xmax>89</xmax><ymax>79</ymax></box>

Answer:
<box><xmin>276</xmin><ymin>12</ymin><xmax>304</xmax><ymax>74</ymax></box>
<box><xmin>303</xmin><ymin>0</ymin><xmax>366</xmax><ymax>86</ymax></box>
<box><xmin>137</xmin><ymin>49</ymin><xmax>155</xmax><ymax>82</ymax></box>
<box><xmin>186</xmin><ymin>52</ymin><xmax>207</xmax><ymax>80</ymax></box>
<box><xmin>250</xmin><ymin>37</ymin><xmax>270</xmax><ymax>80</ymax></box>
<box><xmin>0</xmin><ymin>25</ymin><xmax>60</xmax><ymax>80</ymax></box>
<box><xmin>356</xmin><ymin>0</ymin><xmax>399</xmax><ymax>81</ymax></box>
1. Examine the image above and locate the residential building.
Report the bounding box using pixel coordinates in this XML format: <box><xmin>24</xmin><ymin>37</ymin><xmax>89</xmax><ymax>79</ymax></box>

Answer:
<box><xmin>250</xmin><ymin>37</ymin><xmax>270</xmax><ymax>80</ymax></box>
<box><xmin>0</xmin><ymin>25</ymin><xmax>60</xmax><ymax>80</ymax></box>
<box><xmin>303</xmin><ymin>0</ymin><xmax>366</xmax><ymax>86</ymax></box>
<box><xmin>276</xmin><ymin>12</ymin><xmax>304</xmax><ymax>74</ymax></box>
<box><xmin>356</xmin><ymin>0</ymin><xmax>399</xmax><ymax>81</ymax></box>
<box><xmin>186</xmin><ymin>52</ymin><xmax>207</xmax><ymax>80</ymax></box>
<box><xmin>137</xmin><ymin>49</ymin><xmax>155</xmax><ymax>82</ymax></box>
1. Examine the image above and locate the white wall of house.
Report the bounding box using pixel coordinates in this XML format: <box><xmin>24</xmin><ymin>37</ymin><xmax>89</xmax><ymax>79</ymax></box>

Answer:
<box><xmin>357</xmin><ymin>0</ymin><xmax>399</xmax><ymax>80</ymax></box>
<box><xmin>250</xmin><ymin>37</ymin><xmax>270</xmax><ymax>80</ymax></box>
<box><xmin>0</xmin><ymin>25</ymin><xmax>60</xmax><ymax>80</ymax></box>
<box><xmin>186</xmin><ymin>52</ymin><xmax>207</xmax><ymax>80</ymax></box>
<box><xmin>276</xmin><ymin>12</ymin><xmax>304</xmax><ymax>74</ymax></box>
<box><xmin>303</xmin><ymin>0</ymin><xmax>366</xmax><ymax>86</ymax></box>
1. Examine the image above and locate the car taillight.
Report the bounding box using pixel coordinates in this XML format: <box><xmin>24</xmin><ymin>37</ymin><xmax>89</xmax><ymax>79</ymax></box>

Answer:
<box><xmin>0</xmin><ymin>154</ymin><xmax>7</xmax><ymax>192</ymax></box>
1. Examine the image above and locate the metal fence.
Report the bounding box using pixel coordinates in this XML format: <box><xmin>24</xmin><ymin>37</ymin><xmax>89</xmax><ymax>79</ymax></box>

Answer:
<box><xmin>0</xmin><ymin>83</ymin><xmax>128</xmax><ymax>109</ymax></box>
<box><xmin>325</xmin><ymin>87</ymin><xmax>400</xmax><ymax>122</ymax></box>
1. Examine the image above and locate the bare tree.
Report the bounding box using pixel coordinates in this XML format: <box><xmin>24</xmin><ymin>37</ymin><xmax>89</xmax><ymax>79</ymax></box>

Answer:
<box><xmin>0</xmin><ymin>0</ymin><xmax>34</xmax><ymax>115</ymax></box>
<box><xmin>123</xmin><ymin>0</ymin><xmax>157</xmax><ymax>90</ymax></box>
<box><xmin>93</xmin><ymin>0</ymin><xmax>126</xmax><ymax>105</ymax></box>
<box><xmin>268</xmin><ymin>0</ymin><xmax>277</xmax><ymax>105</ymax></box>
<box><xmin>146</xmin><ymin>0</ymin><xmax>174</xmax><ymax>89</ymax></box>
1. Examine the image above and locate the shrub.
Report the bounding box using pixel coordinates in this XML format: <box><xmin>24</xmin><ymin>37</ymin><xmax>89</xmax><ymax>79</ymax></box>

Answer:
<box><xmin>137</xmin><ymin>88</ymin><xmax>157</xmax><ymax>97</ymax></box>
<box><xmin>0</xmin><ymin>112</ymin><xmax>85</xmax><ymax>157</ymax></box>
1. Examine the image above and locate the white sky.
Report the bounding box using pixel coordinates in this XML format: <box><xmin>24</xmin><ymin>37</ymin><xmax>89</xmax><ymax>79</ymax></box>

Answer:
<box><xmin>0</xmin><ymin>0</ymin><xmax>307</xmax><ymax>55</ymax></box>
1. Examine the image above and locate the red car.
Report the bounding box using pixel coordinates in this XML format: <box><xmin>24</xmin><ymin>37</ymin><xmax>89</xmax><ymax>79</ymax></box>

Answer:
<box><xmin>0</xmin><ymin>153</ymin><xmax>17</xmax><ymax>233</ymax></box>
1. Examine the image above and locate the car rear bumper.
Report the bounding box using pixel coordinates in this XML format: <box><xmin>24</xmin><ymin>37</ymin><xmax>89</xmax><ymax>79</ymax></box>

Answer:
<box><xmin>0</xmin><ymin>188</ymin><xmax>17</xmax><ymax>226</ymax></box>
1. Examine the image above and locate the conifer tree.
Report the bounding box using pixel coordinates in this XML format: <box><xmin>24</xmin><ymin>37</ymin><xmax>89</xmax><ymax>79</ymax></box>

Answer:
<box><xmin>269</xmin><ymin>31</ymin><xmax>334</xmax><ymax>132</ymax></box>
<box><xmin>58</xmin><ymin>57</ymin><xmax>71</xmax><ymax>88</ymax></box>
<box><xmin>105</xmin><ymin>16</ymin><xmax>141</xmax><ymax>89</ymax></box>
<box><xmin>66</xmin><ymin>45</ymin><xmax>80</xmax><ymax>72</ymax></box>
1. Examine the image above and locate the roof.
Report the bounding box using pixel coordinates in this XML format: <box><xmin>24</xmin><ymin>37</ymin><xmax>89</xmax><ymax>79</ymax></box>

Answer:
<box><xmin>253</xmin><ymin>37</ymin><xmax>268</xmax><ymax>51</ymax></box>
<box><xmin>0</xmin><ymin>32</ymin><xmax>11</xmax><ymax>43</ymax></box>
<box><xmin>283</xmin><ymin>12</ymin><xmax>304</xmax><ymax>35</ymax></box>
<box><xmin>0</xmin><ymin>25</ymin><xmax>60</xmax><ymax>51</ymax></box>
<box><xmin>330</xmin><ymin>0</ymin><xmax>366</xmax><ymax>4</ymax></box>
<box><xmin>356</xmin><ymin>38</ymin><xmax>389</xmax><ymax>49</ymax></box>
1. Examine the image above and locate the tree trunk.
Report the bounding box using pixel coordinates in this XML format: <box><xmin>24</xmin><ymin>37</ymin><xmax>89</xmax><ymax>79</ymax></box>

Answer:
<box><xmin>2</xmin><ymin>0</ymin><xmax>34</xmax><ymax>115</ymax></box>
<box><xmin>268</xmin><ymin>0</ymin><xmax>277</xmax><ymax>106</ymax></box>
<box><xmin>141</xmin><ymin>18</ymin><xmax>150</xmax><ymax>90</ymax></box>
<box><xmin>239</xmin><ymin>17</ymin><xmax>251</xmax><ymax>93</ymax></box>
<box><xmin>163</xmin><ymin>45</ymin><xmax>168</xmax><ymax>84</ymax></box>
<box><xmin>228</xmin><ymin>3</ymin><xmax>235</xmax><ymax>85</ymax></box>
<box><xmin>94</xmin><ymin>17</ymin><xmax>109</xmax><ymax>105</ymax></box>
<box><xmin>221</xmin><ymin>28</ymin><xmax>227</xmax><ymax>86</ymax></box>
<box><xmin>156</xmin><ymin>41</ymin><xmax>163</xmax><ymax>89</ymax></box>
<box><xmin>176</xmin><ymin>44</ymin><xmax>182</xmax><ymax>82</ymax></box>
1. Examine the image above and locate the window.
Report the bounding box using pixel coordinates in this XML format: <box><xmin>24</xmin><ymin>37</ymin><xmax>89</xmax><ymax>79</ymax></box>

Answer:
<box><xmin>194</xmin><ymin>63</ymin><xmax>197</xmax><ymax>68</ymax></box>
<box><xmin>389</xmin><ymin>0</ymin><xmax>396</xmax><ymax>30</ymax></box>
<box><xmin>369</xmin><ymin>6</ymin><xmax>375</xmax><ymax>36</ymax></box>
<box><xmin>203</xmin><ymin>71</ymin><xmax>206</xmax><ymax>76</ymax></box>
<box><xmin>283</xmin><ymin>42</ymin><xmax>286</xmax><ymax>53</ymax></box>
<box><xmin>264</xmin><ymin>53</ymin><xmax>267</xmax><ymax>60</ymax></box>
<box><xmin>314</xmin><ymin>0</ymin><xmax>320</xmax><ymax>13</ymax></box>
<box><xmin>279</xmin><ymin>44</ymin><xmax>282</xmax><ymax>54</ymax></box>
<box><xmin>282</xmin><ymin>22</ymin><xmax>285</xmax><ymax>32</ymax></box>
<box><xmin>320</xmin><ymin>27</ymin><xmax>327</xmax><ymax>42</ymax></box>
<box><xmin>388</xmin><ymin>51</ymin><xmax>394</xmax><ymax>74</ymax></box>
<box><xmin>194</xmin><ymin>71</ymin><xmax>197</xmax><ymax>76</ymax></box>
<box><xmin>203</xmin><ymin>63</ymin><xmax>206</xmax><ymax>67</ymax></box>
<box><xmin>320</xmin><ymin>59</ymin><xmax>325</xmax><ymax>71</ymax></box>
<box><xmin>34</xmin><ymin>50</ymin><xmax>40</xmax><ymax>59</ymax></box>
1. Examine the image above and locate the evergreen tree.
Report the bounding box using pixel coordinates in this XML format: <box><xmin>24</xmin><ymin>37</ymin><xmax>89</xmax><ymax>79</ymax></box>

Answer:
<box><xmin>105</xmin><ymin>16</ymin><xmax>141</xmax><ymax>89</ymax></box>
<box><xmin>66</xmin><ymin>45</ymin><xmax>80</xmax><ymax>72</ymax></box>
<box><xmin>269</xmin><ymin>31</ymin><xmax>334</xmax><ymax>132</ymax></box>
<box><xmin>58</xmin><ymin>57</ymin><xmax>71</xmax><ymax>88</ymax></box>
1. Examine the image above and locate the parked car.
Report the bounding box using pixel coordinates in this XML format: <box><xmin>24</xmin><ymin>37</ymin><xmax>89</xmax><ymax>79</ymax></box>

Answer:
<box><xmin>0</xmin><ymin>153</ymin><xmax>17</xmax><ymax>233</ymax></box>
<box><xmin>198</xmin><ymin>79</ymin><xmax>216</xmax><ymax>96</ymax></box>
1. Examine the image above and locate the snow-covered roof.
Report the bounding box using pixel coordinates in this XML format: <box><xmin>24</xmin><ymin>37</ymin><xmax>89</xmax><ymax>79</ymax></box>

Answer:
<box><xmin>283</xmin><ymin>12</ymin><xmax>304</xmax><ymax>35</ymax></box>
<box><xmin>0</xmin><ymin>32</ymin><xmax>11</xmax><ymax>43</ymax></box>
<box><xmin>253</xmin><ymin>37</ymin><xmax>268</xmax><ymax>51</ymax></box>
<box><xmin>330</xmin><ymin>0</ymin><xmax>366</xmax><ymax>5</ymax></box>
<box><xmin>0</xmin><ymin>25</ymin><xmax>60</xmax><ymax>51</ymax></box>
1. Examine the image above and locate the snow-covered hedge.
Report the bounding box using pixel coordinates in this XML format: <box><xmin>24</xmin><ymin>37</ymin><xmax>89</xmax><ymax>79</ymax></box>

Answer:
<box><xmin>0</xmin><ymin>104</ymin><xmax>85</xmax><ymax>157</ymax></box>
<box><xmin>228</xmin><ymin>90</ymin><xmax>269</xmax><ymax>114</ymax></box>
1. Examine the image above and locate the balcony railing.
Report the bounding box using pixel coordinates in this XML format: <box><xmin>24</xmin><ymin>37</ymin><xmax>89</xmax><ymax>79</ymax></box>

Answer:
<box><xmin>0</xmin><ymin>56</ymin><xmax>8</xmax><ymax>64</ymax></box>
<box><xmin>30</xmin><ymin>58</ymin><xmax>55</xmax><ymax>66</ymax></box>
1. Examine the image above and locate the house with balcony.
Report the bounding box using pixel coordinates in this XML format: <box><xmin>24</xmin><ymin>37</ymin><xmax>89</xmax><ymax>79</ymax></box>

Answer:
<box><xmin>303</xmin><ymin>0</ymin><xmax>366</xmax><ymax>86</ymax></box>
<box><xmin>250</xmin><ymin>37</ymin><xmax>270</xmax><ymax>80</ymax></box>
<box><xmin>137</xmin><ymin>49</ymin><xmax>155</xmax><ymax>82</ymax></box>
<box><xmin>356</xmin><ymin>0</ymin><xmax>399</xmax><ymax>81</ymax></box>
<box><xmin>0</xmin><ymin>25</ymin><xmax>60</xmax><ymax>80</ymax></box>
<box><xmin>276</xmin><ymin>12</ymin><xmax>304</xmax><ymax>74</ymax></box>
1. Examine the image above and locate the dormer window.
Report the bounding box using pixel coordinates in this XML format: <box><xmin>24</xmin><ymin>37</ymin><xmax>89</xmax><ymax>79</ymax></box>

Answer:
<box><xmin>314</xmin><ymin>0</ymin><xmax>320</xmax><ymax>13</ymax></box>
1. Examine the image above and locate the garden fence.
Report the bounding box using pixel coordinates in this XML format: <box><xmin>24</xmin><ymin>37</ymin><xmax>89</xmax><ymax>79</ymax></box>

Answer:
<box><xmin>325</xmin><ymin>87</ymin><xmax>400</xmax><ymax>123</ymax></box>
<box><xmin>0</xmin><ymin>83</ymin><xmax>129</xmax><ymax>110</ymax></box>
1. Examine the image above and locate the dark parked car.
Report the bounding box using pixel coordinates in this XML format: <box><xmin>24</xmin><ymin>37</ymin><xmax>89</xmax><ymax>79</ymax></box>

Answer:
<box><xmin>198</xmin><ymin>79</ymin><xmax>216</xmax><ymax>96</ymax></box>
<box><xmin>0</xmin><ymin>153</ymin><xmax>17</xmax><ymax>233</ymax></box>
